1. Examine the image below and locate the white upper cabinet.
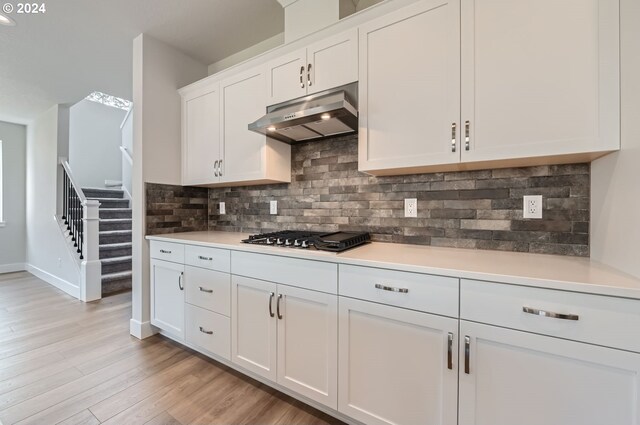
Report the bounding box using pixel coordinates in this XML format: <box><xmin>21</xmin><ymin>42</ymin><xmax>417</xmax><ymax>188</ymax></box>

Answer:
<box><xmin>181</xmin><ymin>66</ymin><xmax>291</xmax><ymax>188</ymax></box>
<box><xmin>460</xmin><ymin>0</ymin><xmax>620</xmax><ymax>164</ymax></box>
<box><xmin>358</xmin><ymin>0</ymin><xmax>619</xmax><ymax>175</ymax></box>
<box><xmin>358</xmin><ymin>0</ymin><xmax>461</xmax><ymax>175</ymax></box>
<box><xmin>182</xmin><ymin>84</ymin><xmax>221</xmax><ymax>185</ymax></box>
<box><xmin>220</xmin><ymin>67</ymin><xmax>291</xmax><ymax>185</ymax></box>
<box><xmin>267</xmin><ymin>29</ymin><xmax>358</xmax><ymax>106</ymax></box>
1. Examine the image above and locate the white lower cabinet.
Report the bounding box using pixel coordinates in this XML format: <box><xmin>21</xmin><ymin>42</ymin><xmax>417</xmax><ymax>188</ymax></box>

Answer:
<box><xmin>338</xmin><ymin>297</ymin><xmax>459</xmax><ymax>425</ymax></box>
<box><xmin>458</xmin><ymin>320</ymin><xmax>640</xmax><ymax>425</ymax></box>
<box><xmin>231</xmin><ymin>275</ymin><xmax>338</xmax><ymax>409</ymax></box>
<box><xmin>150</xmin><ymin>259</ymin><xmax>185</xmax><ymax>340</ymax></box>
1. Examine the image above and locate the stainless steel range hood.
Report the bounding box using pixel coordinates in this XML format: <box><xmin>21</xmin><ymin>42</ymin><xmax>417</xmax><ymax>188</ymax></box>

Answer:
<box><xmin>248</xmin><ymin>83</ymin><xmax>358</xmax><ymax>144</ymax></box>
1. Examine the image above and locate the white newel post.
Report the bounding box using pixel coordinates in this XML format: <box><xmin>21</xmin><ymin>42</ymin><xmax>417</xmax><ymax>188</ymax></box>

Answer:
<box><xmin>81</xmin><ymin>200</ymin><xmax>102</xmax><ymax>302</ymax></box>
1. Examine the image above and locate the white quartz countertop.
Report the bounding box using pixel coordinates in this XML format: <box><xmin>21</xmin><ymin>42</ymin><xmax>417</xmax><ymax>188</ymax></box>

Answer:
<box><xmin>146</xmin><ymin>231</ymin><xmax>640</xmax><ymax>299</ymax></box>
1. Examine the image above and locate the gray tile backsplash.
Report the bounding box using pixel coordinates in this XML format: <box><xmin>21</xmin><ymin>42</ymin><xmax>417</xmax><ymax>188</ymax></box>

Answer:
<box><xmin>147</xmin><ymin>134</ymin><xmax>590</xmax><ymax>256</ymax></box>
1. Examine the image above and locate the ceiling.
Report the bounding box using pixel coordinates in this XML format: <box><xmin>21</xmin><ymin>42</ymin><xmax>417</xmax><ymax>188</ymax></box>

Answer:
<box><xmin>0</xmin><ymin>0</ymin><xmax>284</xmax><ymax>124</ymax></box>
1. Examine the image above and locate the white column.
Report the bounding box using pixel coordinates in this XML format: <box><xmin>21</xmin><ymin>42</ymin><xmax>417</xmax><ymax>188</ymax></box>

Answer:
<box><xmin>80</xmin><ymin>199</ymin><xmax>102</xmax><ymax>302</ymax></box>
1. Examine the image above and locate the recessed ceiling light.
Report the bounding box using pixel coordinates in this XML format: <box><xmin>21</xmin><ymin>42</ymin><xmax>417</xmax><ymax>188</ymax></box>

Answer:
<box><xmin>0</xmin><ymin>13</ymin><xmax>15</xmax><ymax>26</ymax></box>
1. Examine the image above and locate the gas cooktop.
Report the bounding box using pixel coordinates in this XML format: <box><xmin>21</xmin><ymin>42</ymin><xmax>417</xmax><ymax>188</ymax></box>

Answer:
<box><xmin>241</xmin><ymin>230</ymin><xmax>371</xmax><ymax>253</ymax></box>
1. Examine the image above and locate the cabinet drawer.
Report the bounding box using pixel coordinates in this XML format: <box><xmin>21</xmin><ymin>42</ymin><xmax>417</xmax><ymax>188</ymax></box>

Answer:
<box><xmin>339</xmin><ymin>265</ymin><xmax>459</xmax><ymax>318</ymax></box>
<box><xmin>232</xmin><ymin>251</ymin><xmax>338</xmax><ymax>294</ymax></box>
<box><xmin>185</xmin><ymin>245</ymin><xmax>230</xmax><ymax>272</ymax></box>
<box><xmin>185</xmin><ymin>304</ymin><xmax>230</xmax><ymax>360</ymax></box>
<box><xmin>461</xmin><ymin>279</ymin><xmax>640</xmax><ymax>353</ymax></box>
<box><xmin>150</xmin><ymin>241</ymin><xmax>184</xmax><ymax>264</ymax></box>
<box><xmin>185</xmin><ymin>266</ymin><xmax>231</xmax><ymax>316</ymax></box>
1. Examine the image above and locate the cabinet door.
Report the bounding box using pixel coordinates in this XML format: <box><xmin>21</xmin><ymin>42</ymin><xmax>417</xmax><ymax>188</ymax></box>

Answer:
<box><xmin>338</xmin><ymin>297</ymin><xmax>458</xmax><ymax>425</ymax></box>
<box><xmin>231</xmin><ymin>275</ymin><xmax>277</xmax><ymax>381</ymax></box>
<box><xmin>277</xmin><ymin>285</ymin><xmax>337</xmax><ymax>409</ymax></box>
<box><xmin>459</xmin><ymin>321</ymin><xmax>640</xmax><ymax>425</ymax></box>
<box><xmin>267</xmin><ymin>49</ymin><xmax>307</xmax><ymax>105</ymax></box>
<box><xmin>150</xmin><ymin>259</ymin><xmax>185</xmax><ymax>340</ymax></box>
<box><xmin>220</xmin><ymin>67</ymin><xmax>268</xmax><ymax>184</ymax></box>
<box><xmin>358</xmin><ymin>0</ymin><xmax>461</xmax><ymax>174</ymax></box>
<box><xmin>460</xmin><ymin>0</ymin><xmax>620</xmax><ymax>163</ymax></box>
<box><xmin>307</xmin><ymin>29</ymin><xmax>358</xmax><ymax>95</ymax></box>
<box><xmin>182</xmin><ymin>85</ymin><xmax>221</xmax><ymax>185</ymax></box>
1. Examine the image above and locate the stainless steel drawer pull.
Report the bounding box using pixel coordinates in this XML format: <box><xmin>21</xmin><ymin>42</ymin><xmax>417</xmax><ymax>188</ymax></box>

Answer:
<box><xmin>300</xmin><ymin>66</ymin><xmax>305</xmax><ymax>88</ymax></box>
<box><xmin>451</xmin><ymin>123</ymin><xmax>457</xmax><ymax>152</ymax></box>
<box><xmin>277</xmin><ymin>294</ymin><xmax>283</xmax><ymax>320</ymax></box>
<box><xmin>159</xmin><ymin>249</ymin><xmax>172</xmax><ymax>254</ymax></box>
<box><xmin>269</xmin><ymin>292</ymin><xmax>275</xmax><ymax>318</ymax></box>
<box><xmin>178</xmin><ymin>272</ymin><xmax>184</xmax><ymax>291</ymax></box>
<box><xmin>198</xmin><ymin>256</ymin><xmax>213</xmax><ymax>261</ymax></box>
<box><xmin>464</xmin><ymin>120</ymin><xmax>470</xmax><ymax>151</ymax></box>
<box><xmin>447</xmin><ymin>332</ymin><xmax>453</xmax><ymax>370</ymax></box>
<box><xmin>199</xmin><ymin>326</ymin><xmax>213</xmax><ymax>335</ymax></box>
<box><xmin>214</xmin><ymin>160</ymin><xmax>219</xmax><ymax>177</ymax></box>
<box><xmin>464</xmin><ymin>336</ymin><xmax>470</xmax><ymax>374</ymax></box>
<box><xmin>522</xmin><ymin>306</ymin><xmax>579</xmax><ymax>321</ymax></box>
<box><xmin>375</xmin><ymin>284</ymin><xmax>409</xmax><ymax>294</ymax></box>
<box><xmin>198</xmin><ymin>286</ymin><xmax>213</xmax><ymax>293</ymax></box>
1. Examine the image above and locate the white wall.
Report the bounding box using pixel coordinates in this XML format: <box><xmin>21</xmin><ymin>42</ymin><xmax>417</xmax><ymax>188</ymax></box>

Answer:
<box><xmin>130</xmin><ymin>34</ymin><xmax>207</xmax><ymax>338</ymax></box>
<box><xmin>121</xmin><ymin>109</ymin><xmax>133</xmax><ymax>199</ymax></box>
<box><xmin>208</xmin><ymin>33</ymin><xmax>285</xmax><ymax>75</ymax></box>
<box><xmin>26</xmin><ymin>104</ymin><xmax>81</xmax><ymax>296</ymax></box>
<box><xmin>0</xmin><ymin>121</ymin><xmax>27</xmax><ymax>273</ymax></box>
<box><xmin>591</xmin><ymin>0</ymin><xmax>640</xmax><ymax>279</ymax></box>
<box><xmin>69</xmin><ymin>99</ymin><xmax>125</xmax><ymax>189</ymax></box>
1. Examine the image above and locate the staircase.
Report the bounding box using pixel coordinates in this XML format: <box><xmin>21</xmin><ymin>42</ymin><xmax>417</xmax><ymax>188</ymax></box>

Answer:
<box><xmin>83</xmin><ymin>188</ymin><xmax>132</xmax><ymax>296</ymax></box>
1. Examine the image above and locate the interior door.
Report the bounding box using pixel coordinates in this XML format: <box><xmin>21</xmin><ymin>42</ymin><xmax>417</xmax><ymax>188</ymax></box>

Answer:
<box><xmin>459</xmin><ymin>320</ymin><xmax>640</xmax><ymax>425</ymax></box>
<box><xmin>358</xmin><ymin>0</ymin><xmax>461</xmax><ymax>173</ymax></box>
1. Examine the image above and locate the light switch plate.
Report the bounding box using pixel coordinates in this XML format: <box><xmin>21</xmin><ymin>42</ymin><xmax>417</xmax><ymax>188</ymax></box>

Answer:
<box><xmin>523</xmin><ymin>195</ymin><xmax>543</xmax><ymax>219</ymax></box>
<box><xmin>270</xmin><ymin>200</ymin><xmax>278</xmax><ymax>215</ymax></box>
<box><xmin>219</xmin><ymin>202</ymin><xmax>225</xmax><ymax>215</ymax></box>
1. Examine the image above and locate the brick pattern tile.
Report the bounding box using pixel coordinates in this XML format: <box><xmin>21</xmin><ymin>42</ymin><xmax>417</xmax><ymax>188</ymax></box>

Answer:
<box><xmin>145</xmin><ymin>184</ymin><xmax>209</xmax><ymax>235</ymax></box>
<box><xmin>147</xmin><ymin>134</ymin><xmax>590</xmax><ymax>256</ymax></box>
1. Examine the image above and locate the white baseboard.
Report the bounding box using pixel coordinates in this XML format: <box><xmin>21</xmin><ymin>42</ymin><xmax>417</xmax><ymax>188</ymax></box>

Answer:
<box><xmin>130</xmin><ymin>319</ymin><xmax>156</xmax><ymax>340</ymax></box>
<box><xmin>26</xmin><ymin>264</ymin><xmax>80</xmax><ymax>299</ymax></box>
<box><xmin>0</xmin><ymin>263</ymin><xmax>27</xmax><ymax>274</ymax></box>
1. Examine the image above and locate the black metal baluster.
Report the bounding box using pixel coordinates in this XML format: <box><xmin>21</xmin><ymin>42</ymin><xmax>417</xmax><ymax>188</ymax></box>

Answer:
<box><xmin>78</xmin><ymin>199</ymin><xmax>84</xmax><ymax>260</ymax></box>
<box><xmin>72</xmin><ymin>193</ymin><xmax>78</xmax><ymax>246</ymax></box>
<box><xmin>62</xmin><ymin>171</ymin><xmax>67</xmax><ymax>222</ymax></box>
<box><xmin>66</xmin><ymin>175</ymin><xmax>72</xmax><ymax>231</ymax></box>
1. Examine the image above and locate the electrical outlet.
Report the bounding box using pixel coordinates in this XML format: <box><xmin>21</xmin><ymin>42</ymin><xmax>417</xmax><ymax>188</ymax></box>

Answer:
<box><xmin>270</xmin><ymin>200</ymin><xmax>278</xmax><ymax>215</ymax></box>
<box><xmin>523</xmin><ymin>195</ymin><xmax>543</xmax><ymax>219</ymax></box>
<box><xmin>404</xmin><ymin>198</ymin><xmax>417</xmax><ymax>218</ymax></box>
<box><xmin>219</xmin><ymin>202</ymin><xmax>225</xmax><ymax>215</ymax></box>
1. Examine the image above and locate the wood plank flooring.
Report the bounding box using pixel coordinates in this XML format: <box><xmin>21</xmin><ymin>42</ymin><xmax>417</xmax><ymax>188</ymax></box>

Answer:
<box><xmin>0</xmin><ymin>272</ymin><xmax>346</xmax><ymax>425</ymax></box>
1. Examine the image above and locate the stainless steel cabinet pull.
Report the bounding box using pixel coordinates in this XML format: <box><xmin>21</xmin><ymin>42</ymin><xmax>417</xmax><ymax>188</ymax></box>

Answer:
<box><xmin>178</xmin><ymin>272</ymin><xmax>184</xmax><ymax>291</ymax></box>
<box><xmin>269</xmin><ymin>292</ymin><xmax>275</xmax><ymax>318</ymax></box>
<box><xmin>159</xmin><ymin>249</ymin><xmax>172</xmax><ymax>254</ymax></box>
<box><xmin>276</xmin><ymin>294</ymin><xmax>283</xmax><ymax>320</ymax></box>
<box><xmin>300</xmin><ymin>66</ymin><xmax>305</xmax><ymax>88</ymax></box>
<box><xmin>464</xmin><ymin>120</ymin><xmax>470</xmax><ymax>151</ymax></box>
<box><xmin>464</xmin><ymin>336</ymin><xmax>470</xmax><ymax>374</ymax></box>
<box><xmin>307</xmin><ymin>63</ymin><xmax>312</xmax><ymax>86</ymax></box>
<box><xmin>522</xmin><ymin>306</ymin><xmax>579</xmax><ymax>321</ymax></box>
<box><xmin>198</xmin><ymin>256</ymin><xmax>213</xmax><ymax>261</ymax></box>
<box><xmin>199</xmin><ymin>326</ymin><xmax>213</xmax><ymax>335</ymax></box>
<box><xmin>451</xmin><ymin>123</ymin><xmax>457</xmax><ymax>152</ymax></box>
<box><xmin>214</xmin><ymin>160</ymin><xmax>219</xmax><ymax>177</ymax></box>
<box><xmin>219</xmin><ymin>160</ymin><xmax>223</xmax><ymax>176</ymax></box>
<box><xmin>374</xmin><ymin>283</ymin><xmax>409</xmax><ymax>294</ymax></box>
<box><xmin>199</xmin><ymin>286</ymin><xmax>213</xmax><ymax>293</ymax></box>
<box><xmin>447</xmin><ymin>332</ymin><xmax>453</xmax><ymax>370</ymax></box>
